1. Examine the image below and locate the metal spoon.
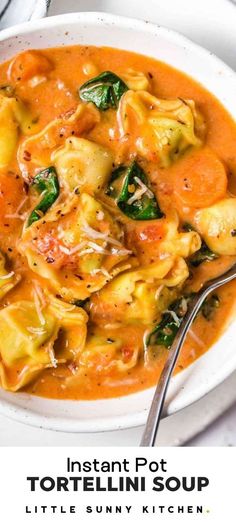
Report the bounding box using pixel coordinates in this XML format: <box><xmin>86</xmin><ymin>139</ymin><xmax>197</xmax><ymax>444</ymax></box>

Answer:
<box><xmin>140</xmin><ymin>261</ymin><xmax>236</xmax><ymax>446</ymax></box>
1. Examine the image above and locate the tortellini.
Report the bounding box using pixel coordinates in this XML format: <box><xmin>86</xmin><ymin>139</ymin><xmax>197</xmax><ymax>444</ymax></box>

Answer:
<box><xmin>79</xmin><ymin>331</ymin><xmax>139</xmax><ymax>373</ymax></box>
<box><xmin>18</xmin><ymin>193</ymin><xmax>133</xmax><ymax>302</ymax></box>
<box><xmin>195</xmin><ymin>198</ymin><xmax>236</xmax><ymax>255</ymax></box>
<box><xmin>161</xmin><ymin>220</ymin><xmax>202</xmax><ymax>258</ymax></box>
<box><xmin>47</xmin><ymin>294</ymin><xmax>88</xmax><ymax>360</ymax></box>
<box><xmin>117</xmin><ymin>90</ymin><xmax>203</xmax><ymax>167</ymax></box>
<box><xmin>17</xmin><ymin>103</ymin><xmax>100</xmax><ymax>179</ymax></box>
<box><xmin>0</xmin><ymin>92</ymin><xmax>36</xmax><ymax>168</ymax></box>
<box><xmin>51</xmin><ymin>136</ymin><xmax>113</xmax><ymax>193</ymax></box>
<box><xmin>121</xmin><ymin>69</ymin><xmax>150</xmax><ymax>91</ymax></box>
<box><xmin>0</xmin><ymin>251</ymin><xmax>20</xmax><ymax>299</ymax></box>
<box><xmin>90</xmin><ymin>256</ymin><xmax>189</xmax><ymax>326</ymax></box>
<box><xmin>0</xmin><ymin>300</ymin><xmax>58</xmax><ymax>391</ymax></box>
<box><xmin>126</xmin><ymin>216</ymin><xmax>201</xmax><ymax>265</ymax></box>
<box><xmin>0</xmin><ymin>297</ymin><xmax>87</xmax><ymax>391</ymax></box>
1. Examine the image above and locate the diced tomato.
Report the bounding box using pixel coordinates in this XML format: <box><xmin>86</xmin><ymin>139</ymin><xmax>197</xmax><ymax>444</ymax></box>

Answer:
<box><xmin>122</xmin><ymin>346</ymin><xmax>134</xmax><ymax>362</ymax></box>
<box><xmin>136</xmin><ymin>222</ymin><xmax>165</xmax><ymax>242</ymax></box>
<box><xmin>35</xmin><ymin>232</ymin><xmax>67</xmax><ymax>268</ymax></box>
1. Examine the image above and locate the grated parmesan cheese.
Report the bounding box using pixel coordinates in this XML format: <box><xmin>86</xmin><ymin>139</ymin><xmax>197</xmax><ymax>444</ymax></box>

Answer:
<box><xmin>91</xmin><ymin>268</ymin><xmax>112</xmax><ymax>280</ymax></box>
<box><xmin>48</xmin><ymin>347</ymin><xmax>58</xmax><ymax>368</ymax></box>
<box><xmin>77</xmin><ymin>248</ymin><xmax>94</xmax><ymax>256</ymax></box>
<box><xmin>127</xmin><ymin>186</ymin><xmax>147</xmax><ymax>205</ymax></box>
<box><xmin>27</xmin><ymin>326</ymin><xmax>46</xmax><ymax>335</ymax></box>
<box><xmin>32</xmin><ymin>289</ymin><xmax>46</xmax><ymax>326</ymax></box>
<box><xmin>134</xmin><ymin>176</ymin><xmax>154</xmax><ymax>198</ymax></box>
<box><xmin>164</xmin><ymin>309</ymin><xmax>181</xmax><ymax>326</ymax></box>
<box><xmin>154</xmin><ymin>285</ymin><xmax>164</xmax><ymax>301</ymax></box>
<box><xmin>0</xmin><ymin>271</ymin><xmax>14</xmax><ymax>280</ymax></box>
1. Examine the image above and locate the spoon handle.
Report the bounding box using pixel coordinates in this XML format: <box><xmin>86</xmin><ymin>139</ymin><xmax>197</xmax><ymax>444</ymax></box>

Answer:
<box><xmin>140</xmin><ymin>262</ymin><xmax>236</xmax><ymax>447</ymax></box>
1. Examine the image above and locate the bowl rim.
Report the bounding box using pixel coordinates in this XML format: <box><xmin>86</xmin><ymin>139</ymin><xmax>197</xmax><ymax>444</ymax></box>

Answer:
<box><xmin>0</xmin><ymin>11</ymin><xmax>236</xmax><ymax>433</ymax></box>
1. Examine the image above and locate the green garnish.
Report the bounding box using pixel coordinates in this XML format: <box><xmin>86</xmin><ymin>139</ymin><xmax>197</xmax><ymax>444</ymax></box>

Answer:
<box><xmin>79</xmin><ymin>71</ymin><xmax>128</xmax><ymax>110</ymax></box>
<box><xmin>147</xmin><ymin>296</ymin><xmax>191</xmax><ymax>349</ymax></box>
<box><xmin>27</xmin><ymin>167</ymin><xmax>59</xmax><ymax>227</ymax></box>
<box><xmin>147</xmin><ymin>292</ymin><xmax>220</xmax><ymax>350</ymax></box>
<box><xmin>106</xmin><ymin>161</ymin><xmax>164</xmax><ymax>220</ymax></box>
<box><xmin>183</xmin><ymin>223</ymin><xmax>218</xmax><ymax>267</ymax></box>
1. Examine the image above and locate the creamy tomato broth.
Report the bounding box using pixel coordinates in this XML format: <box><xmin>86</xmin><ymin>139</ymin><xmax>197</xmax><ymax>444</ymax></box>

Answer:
<box><xmin>0</xmin><ymin>45</ymin><xmax>235</xmax><ymax>400</ymax></box>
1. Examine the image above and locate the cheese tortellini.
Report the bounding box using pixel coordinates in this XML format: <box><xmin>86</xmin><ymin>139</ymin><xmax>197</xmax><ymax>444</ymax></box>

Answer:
<box><xmin>0</xmin><ymin>92</ymin><xmax>36</xmax><ymax>168</ymax></box>
<box><xmin>17</xmin><ymin>103</ymin><xmax>100</xmax><ymax>179</ymax></box>
<box><xmin>78</xmin><ymin>331</ymin><xmax>139</xmax><ymax>373</ymax></box>
<box><xmin>90</xmin><ymin>256</ymin><xmax>189</xmax><ymax>326</ymax></box>
<box><xmin>126</xmin><ymin>216</ymin><xmax>201</xmax><ymax>265</ymax></box>
<box><xmin>51</xmin><ymin>136</ymin><xmax>113</xmax><ymax>193</ymax></box>
<box><xmin>195</xmin><ymin>198</ymin><xmax>236</xmax><ymax>255</ymax></box>
<box><xmin>121</xmin><ymin>69</ymin><xmax>150</xmax><ymax>91</ymax></box>
<box><xmin>0</xmin><ymin>300</ymin><xmax>58</xmax><ymax>391</ymax></box>
<box><xmin>0</xmin><ymin>297</ymin><xmax>87</xmax><ymax>391</ymax></box>
<box><xmin>18</xmin><ymin>193</ymin><xmax>132</xmax><ymax>302</ymax></box>
<box><xmin>117</xmin><ymin>90</ymin><xmax>204</xmax><ymax>167</ymax></box>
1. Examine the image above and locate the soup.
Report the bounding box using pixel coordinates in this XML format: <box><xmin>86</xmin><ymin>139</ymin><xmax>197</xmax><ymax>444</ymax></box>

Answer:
<box><xmin>0</xmin><ymin>45</ymin><xmax>236</xmax><ymax>400</ymax></box>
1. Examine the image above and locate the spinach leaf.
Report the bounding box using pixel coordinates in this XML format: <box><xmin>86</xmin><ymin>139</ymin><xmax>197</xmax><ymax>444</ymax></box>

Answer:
<box><xmin>28</xmin><ymin>166</ymin><xmax>59</xmax><ymax>227</ymax></box>
<box><xmin>201</xmin><ymin>294</ymin><xmax>220</xmax><ymax>321</ymax></box>
<box><xmin>147</xmin><ymin>296</ymin><xmax>191</xmax><ymax>349</ymax></box>
<box><xmin>147</xmin><ymin>291</ymin><xmax>221</xmax><ymax>350</ymax></box>
<box><xmin>106</xmin><ymin>161</ymin><xmax>164</xmax><ymax>220</ymax></box>
<box><xmin>146</xmin><ymin>293</ymin><xmax>195</xmax><ymax>349</ymax></box>
<box><xmin>79</xmin><ymin>71</ymin><xmax>128</xmax><ymax>110</ymax></box>
<box><xmin>182</xmin><ymin>222</ymin><xmax>218</xmax><ymax>267</ymax></box>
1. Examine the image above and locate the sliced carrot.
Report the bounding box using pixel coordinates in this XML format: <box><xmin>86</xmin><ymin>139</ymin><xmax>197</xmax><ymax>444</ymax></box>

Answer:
<box><xmin>173</xmin><ymin>147</ymin><xmax>227</xmax><ymax>208</ymax></box>
<box><xmin>9</xmin><ymin>51</ymin><xmax>52</xmax><ymax>82</ymax></box>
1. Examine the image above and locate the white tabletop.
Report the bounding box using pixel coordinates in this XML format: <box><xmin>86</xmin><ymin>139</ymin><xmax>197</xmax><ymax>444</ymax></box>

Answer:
<box><xmin>0</xmin><ymin>0</ymin><xmax>236</xmax><ymax>446</ymax></box>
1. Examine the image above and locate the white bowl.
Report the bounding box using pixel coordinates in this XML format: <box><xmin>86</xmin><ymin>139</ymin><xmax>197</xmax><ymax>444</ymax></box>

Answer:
<box><xmin>0</xmin><ymin>12</ymin><xmax>236</xmax><ymax>433</ymax></box>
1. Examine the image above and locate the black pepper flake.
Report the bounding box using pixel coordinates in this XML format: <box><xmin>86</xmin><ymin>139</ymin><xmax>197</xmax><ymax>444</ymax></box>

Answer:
<box><xmin>231</xmin><ymin>229</ymin><xmax>236</xmax><ymax>237</ymax></box>
<box><xmin>106</xmin><ymin>338</ymin><xmax>115</xmax><ymax>343</ymax></box>
<box><xmin>46</xmin><ymin>256</ymin><xmax>55</xmax><ymax>264</ymax></box>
